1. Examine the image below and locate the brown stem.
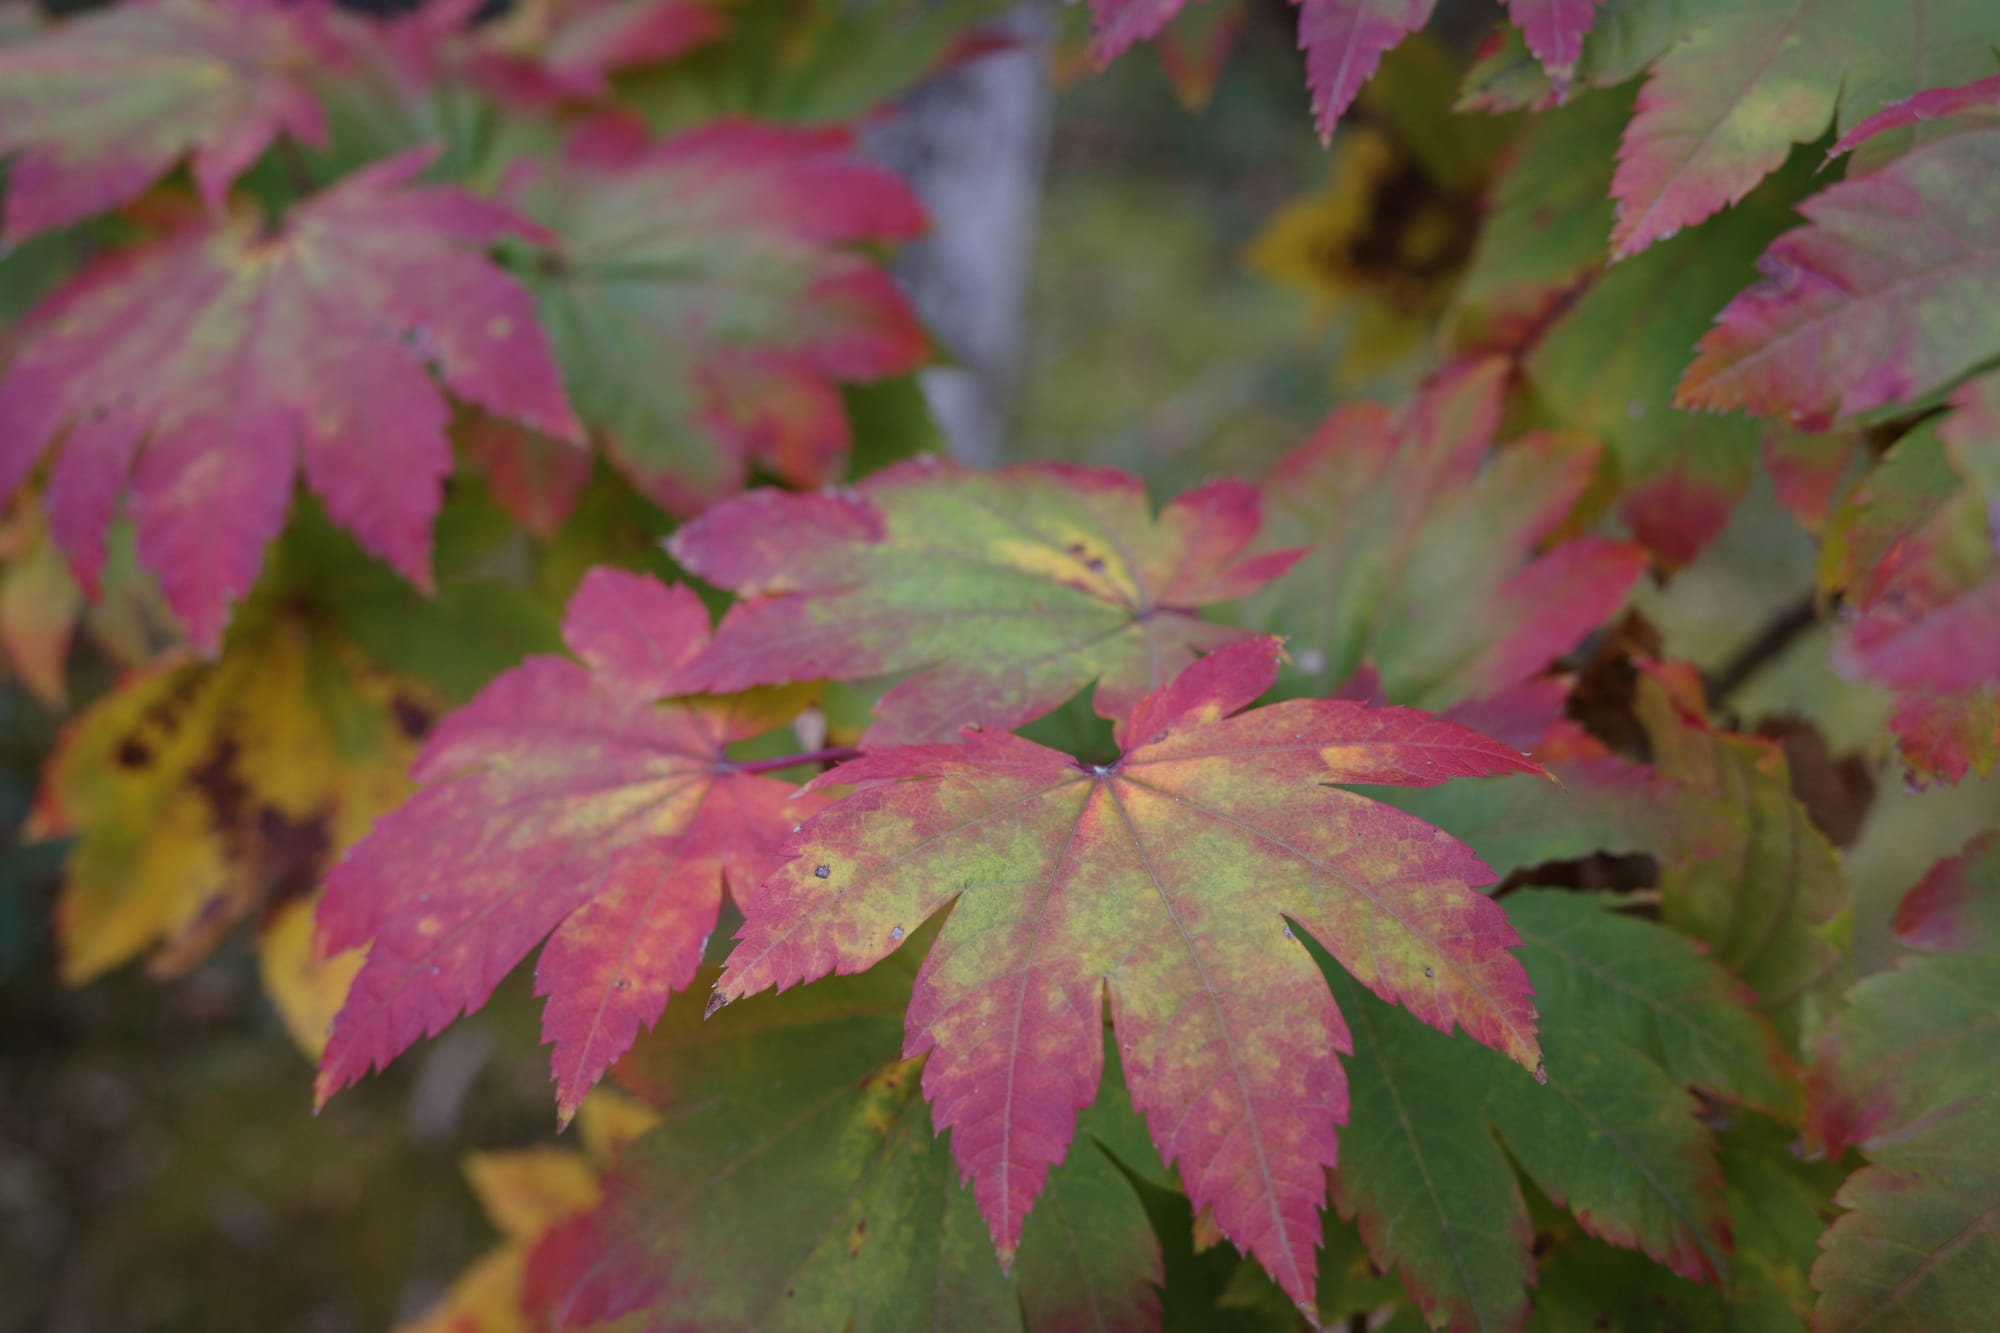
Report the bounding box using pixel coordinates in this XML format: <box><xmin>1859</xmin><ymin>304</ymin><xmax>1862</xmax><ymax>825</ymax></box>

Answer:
<box><xmin>723</xmin><ymin>746</ymin><xmax>862</xmax><ymax>776</ymax></box>
<box><xmin>1703</xmin><ymin>591</ymin><xmax>1824</xmax><ymax>707</ymax></box>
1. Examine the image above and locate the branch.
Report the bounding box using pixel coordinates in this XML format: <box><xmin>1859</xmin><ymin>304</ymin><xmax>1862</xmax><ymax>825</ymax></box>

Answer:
<box><xmin>1702</xmin><ymin>590</ymin><xmax>1824</xmax><ymax>707</ymax></box>
<box><xmin>723</xmin><ymin>746</ymin><xmax>862</xmax><ymax>777</ymax></box>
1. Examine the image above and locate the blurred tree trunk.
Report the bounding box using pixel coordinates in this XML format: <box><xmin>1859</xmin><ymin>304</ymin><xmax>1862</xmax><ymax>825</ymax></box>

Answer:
<box><xmin>863</xmin><ymin>6</ymin><xmax>1055</xmax><ymax>465</ymax></box>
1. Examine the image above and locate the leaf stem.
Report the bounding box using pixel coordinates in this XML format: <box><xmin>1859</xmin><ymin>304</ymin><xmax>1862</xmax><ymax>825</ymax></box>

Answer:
<box><xmin>724</xmin><ymin>746</ymin><xmax>862</xmax><ymax>776</ymax></box>
<box><xmin>1702</xmin><ymin>590</ymin><xmax>1824</xmax><ymax>707</ymax></box>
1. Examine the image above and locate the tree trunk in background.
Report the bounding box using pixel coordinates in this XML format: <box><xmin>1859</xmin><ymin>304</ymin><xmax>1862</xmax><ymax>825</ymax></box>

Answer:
<box><xmin>862</xmin><ymin>6</ymin><xmax>1055</xmax><ymax>465</ymax></box>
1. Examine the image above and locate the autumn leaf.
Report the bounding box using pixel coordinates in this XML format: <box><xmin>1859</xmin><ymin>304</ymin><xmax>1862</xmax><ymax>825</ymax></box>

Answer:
<box><xmin>38</xmin><ymin>610</ymin><xmax>431</xmax><ymax>986</ymax></box>
<box><xmin>476</xmin><ymin>0</ymin><xmax>725</xmax><ymax>104</ymax></box>
<box><xmin>0</xmin><ymin>147</ymin><xmax>579</xmax><ymax>648</ymax></box>
<box><xmin>315</xmin><ymin>568</ymin><xmax>823</xmax><ymax>1122</ymax></box>
<box><xmin>1609</xmin><ymin>0</ymin><xmax>1998</xmax><ymax>260</ymax></box>
<box><xmin>1084</xmin><ymin>0</ymin><xmax>1604</xmax><ymax>139</ymax></box>
<box><xmin>1678</xmin><ymin>104</ymin><xmax>2000</xmax><ymax>428</ymax></box>
<box><xmin>1483</xmin><ymin>91</ymin><xmax>1815</xmax><ymax>564</ymax></box>
<box><xmin>1244</xmin><ymin>357</ymin><xmax>1647</xmax><ymax>703</ymax></box>
<box><xmin>0</xmin><ymin>0</ymin><xmax>332</xmax><ymax>241</ymax></box>
<box><xmin>712</xmin><ymin>637</ymin><xmax>1544</xmax><ymax>1306</ymax></box>
<box><xmin>1328</xmin><ymin>890</ymin><xmax>1795</xmax><ymax>1330</ymax></box>
<box><xmin>500</xmin><ymin>116</ymin><xmax>927</xmax><ymax>522</ymax></box>
<box><xmin>258</xmin><ymin>893</ymin><xmax>365</xmax><ymax>1060</ymax></box>
<box><xmin>668</xmin><ymin>459</ymin><xmax>1304</xmax><ymax>745</ymax></box>
<box><xmin>402</xmin><ymin>1090</ymin><xmax>658</xmax><ymax>1333</ymax></box>
<box><xmin>527</xmin><ymin>950</ymin><xmax>1161</xmax><ymax>1332</ymax></box>
<box><xmin>1817</xmin><ymin>395</ymin><xmax>2000</xmax><ymax>783</ymax></box>
<box><xmin>1634</xmin><ymin>663</ymin><xmax>1850</xmax><ymax>1053</ymax></box>
<box><xmin>1807</xmin><ymin>833</ymin><xmax>2000</xmax><ymax>1333</ymax></box>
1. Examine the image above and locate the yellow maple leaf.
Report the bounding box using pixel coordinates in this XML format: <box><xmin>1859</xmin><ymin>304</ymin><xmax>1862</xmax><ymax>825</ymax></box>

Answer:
<box><xmin>39</xmin><ymin>613</ymin><xmax>432</xmax><ymax>987</ymax></box>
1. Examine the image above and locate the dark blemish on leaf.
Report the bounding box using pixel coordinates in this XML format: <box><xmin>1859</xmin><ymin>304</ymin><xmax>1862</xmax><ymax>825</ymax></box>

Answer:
<box><xmin>116</xmin><ymin>738</ymin><xmax>151</xmax><ymax>768</ymax></box>
<box><xmin>1087</xmin><ymin>557</ymin><xmax>1106</xmax><ymax>574</ymax></box>
<box><xmin>391</xmin><ymin>696</ymin><xmax>432</xmax><ymax>740</ymax></box>
<box><xmin>614</xmin><ymin>978</ymin><xmax>629</xmax><ymax>990</ymax></box>
<box><xmin>815</xmin><ymin>864</ymin><xmax>831</xmax><ymax>879</ymax></box>
<box><xmin>1424</xmin><ymin>967</ymin><xmax>1434</xmax><ymax>978</ymax></box>
<box><xmin>1534</xmin><ymin>1061</ymin><xmax>1547</xmax><ymax>1085</ymax></box>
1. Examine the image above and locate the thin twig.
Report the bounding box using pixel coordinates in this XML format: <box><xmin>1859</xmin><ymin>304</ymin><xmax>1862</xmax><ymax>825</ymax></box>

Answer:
<box><xmin>1703</xmin><ymin>590</ymin><xmax>1823</xmax><ymax>706</ymax></box>
<box><xmin>722</xmin><ymin>746</ymin><xmax>862</xmax><ymax>776</ymax></box>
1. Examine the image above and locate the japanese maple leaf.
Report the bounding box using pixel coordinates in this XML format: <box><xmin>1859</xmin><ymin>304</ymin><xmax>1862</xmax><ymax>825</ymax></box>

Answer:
<box><xmin>480</xmin><ymin>0</ymin><xmax>725</xmax><ymax>103</ymax></box>
<box><xmin>500</xmin><ymin>117</ymin><xmax>927</xmax><ymax>521</ymax></box>
<box><xmin>315</xmin><ymin>568</ymin><xmax>821</xmax><ymax>1121</ymax></box>
<box><xmin>1086</xmin><ymin>0</ymin><xmax>1602</xmax><ymax>139</ymax></box>
<box><xmin>1246</xmin><ymin>356</ymin><xmax>1648</xmax><ymax>704</ymax></box>
<box><xmin>711</xmin><ymin>637</ymin><xmax>1545</xmax><ymax>1306</ymax></box>
<box><xmin>667</xmin><ymin>459</ymin><xmax>1305</xmax><ymax>745</ymax></box>
<box><xmin>0</xmin><ymin>147</ymin><xmax>578</xmax><ymax>649</ymax></box>
<box><xmin>1810</xmin><ymin>383</ymin><xmax>2000</xmax><ymax>783</ymax></box>
<box><xmin>1611</xmin><ymin>0</ymin><xmax>1998</xmax><ymax>259</ymax></box>
<box><xmin>528</xmin><ymin>956</ymin><xmax>1163</xmax><ymax>1332</ymax></box>
<box><xmin>0</xmin><ymin>0</ymin><xmax>332</xmax><ymax>242</ymax></box>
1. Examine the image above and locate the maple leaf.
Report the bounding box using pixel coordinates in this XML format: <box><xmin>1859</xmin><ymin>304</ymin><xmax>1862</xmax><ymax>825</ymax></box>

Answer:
<box><xmin>526</xmin><ymin>953</ymin><xmax>1163</xmax><ymax>1332</ymax></box>
<box><xmin>1085</xmin><ymin>0</ymin><xmax>1604</xmax><ymax>139</ymax></box>
<box><xmin>1245</xmin><ymin>357</ymin><xmax>1647</xmax><ymax>703</ymax></box>
<box><xmin>1634</xmin><ymin>663</ymin><xmax>1850</xmax><ymax>1053</ymax></box>
<box><xmin>1608</xmin><ymin>0</ymin><xmax>1998</xmax><ymax>258</ymax></box>
<box><xmin>0</xmin><ymin>0</ymin><xmax>332</xmax><ymax>242</ymax></box>
<box><xmin>1329</xmin><ymin>889</ymin><xmax>1796</xmax><ymax>1329</ymax></box>
<box><xmin>711</xmin><ymin>637</ymin><xmax>1544</xmax><ymax>1306</ymax></box>
<box><xmin>477</xmin><ymin>0</ymin><xmax>725</xmax><ymax>103</ymax></box>
<box><xmin>1816</xmin><ymin>392</ymin><xmax>2000</xmax><ymax>783</ymax></box>
<box><xmin>0</xmin><ymin>147</ymin><xmax>579</xmax><ymax>649</ymax></box>
<box><xmin>1807</xmin><ymin>833</ymin><xmax>2000</xmax><ymax>1333</ymax></box>
<box><xmin>668</xmin><ymin>459</ymin><xmax>1304</xmax><ymax>745</ymax></box>
<box><xmin>1678</xmin><ymin>105</ymin><xmax>2000</xmax><ymax>427</ymax></box>
<box><xmin>500</xmin><ymin>117</ymin><xmax>927</xmax><ymax>521</ymax></box>
<box><xmin>315</xmin><ymin>568</ymin><xmax>823</xmax><ymax>1122</ymax></box>
<box><xmin>0</xmin><ymin>493</ymin><xmax>83</xmax><ymax>707</ymax></box>
<box><xmin>258</xmin><ymin>893</ymin><xmax>365</xmax><ymax>1060</ymax></box>
<box><xmin>403</xmin><ymin>1090</ymin><xmax>657</xmax><ymax>1333</ymax></box>
<box><xmin>37</xmin><ymin>610</ymin><xmax>432</xmax><ymax>986</ymax></box>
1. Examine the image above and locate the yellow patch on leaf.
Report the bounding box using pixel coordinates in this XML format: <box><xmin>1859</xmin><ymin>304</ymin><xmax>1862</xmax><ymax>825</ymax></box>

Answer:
<box><xmin>40</xmin><ymin>613</ymin><xmax>433</xmax><ymax>985</ymax></box>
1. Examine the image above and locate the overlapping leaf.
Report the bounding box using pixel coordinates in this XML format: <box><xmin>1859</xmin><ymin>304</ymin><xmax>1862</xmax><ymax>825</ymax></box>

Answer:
<box><xmin>1807</xmin><ymin>833</ymin><xmax>2000</xmax><ymax>1333</ymax></box>
<box><xmin>1458</xmin><ymin>84</ymin><xmax>1817</xmax><ymax>564</ymax></box>
<box><xmin>1610</xmin><ymin>0</ymin><xmax>1997</xmax><ymax>259</ymax></box>
<box><xmin>37</xmin><ymin>609</ymin><xmax>431</xmax><ymax>986</ymax></box>
<box><xmin>526</xmin><ymin>953</ymin><xmax>1162</xmax><ymax>1332</ymax></box>
<box><xmin>1816</xmin><ymin>390</ymin><xmax>2000</xmax><ymax>783</ymax></box>
<box><xmin>316</xmin><ymin>568</ymin><xmax>822</xmax><ymax>1120</ymax></box>
<box><xmin>1634</xmin><ymin>664</ymin><xmax>1849</xmax><ymax>1053</ymax></box>
<box><xmin>403</xmin><ymin>1091</ymin><xmax>658</xmax><ymax>1333</ymax></box>
<box><xmin>0</xmin><ymin>147</ymin><xmax>578</xmax><ymax>648</ymax></box>
<box><xmin>477</xmin><ymin>0</ymin><xmax>725</xmax><ymax>104</ymax></box>
<box><xmin>1679</xmin><ymin>101</ymin><xmax>2000</xmax><ymax>428</ymax></box>
<box><xmin>1245</xmin><ymin>357</ymin><xmax>1647</xmax><ymax>703</ymax></box>
<box><xmin>496</xmin><ymin>117</ymin><xmax>927</xmax><ymax>523</ymax></box>
<box><xmin>711</xmin><ymin>637</ymin><xmax>1543</xmax><ymax>1306</ymax></box>
<box><xmin>0</xmin><ymin>0</ymin><xmax>332</xmax><ymax>241</ymax></box>
<box><xmin>668</xmin><ymin>460</ymin><xmax>1303</xmax><ymax>745</ymax></box>
<box><xmin>1084</xmin><ymin>0</ymin><xmax>1604</xmax><ymax>139</ymax></box>
<box><xmin>1328</xmin><ymin>890</ymin><xmax>1797</xmax><ymax>1331</ymax></box>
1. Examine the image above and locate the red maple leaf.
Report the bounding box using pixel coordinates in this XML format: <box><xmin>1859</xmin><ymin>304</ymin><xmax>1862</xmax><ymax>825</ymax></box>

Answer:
<box><xmin>0</xmin><ymin>147</ymin><xmax>579</xmax><ymax>648</ymax></box>
<box><xmin>0</xmin><ymin>0</ymin><xmax>333</xmax><ymax>242</ymax></box>
<box><xmin>667</xmin><ymin>459</ymin><xmax>1304</xmax><ymax>745</ymax></box>
<box><xmin>711</xmin><ymin>637</ymin><xmax>1544</xmax><ymax>1305</ymax></box>
<box><xmin>315</xmin><ymin>568</ymin><xmax>821</xmax><ymax>1121</ymax></box>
